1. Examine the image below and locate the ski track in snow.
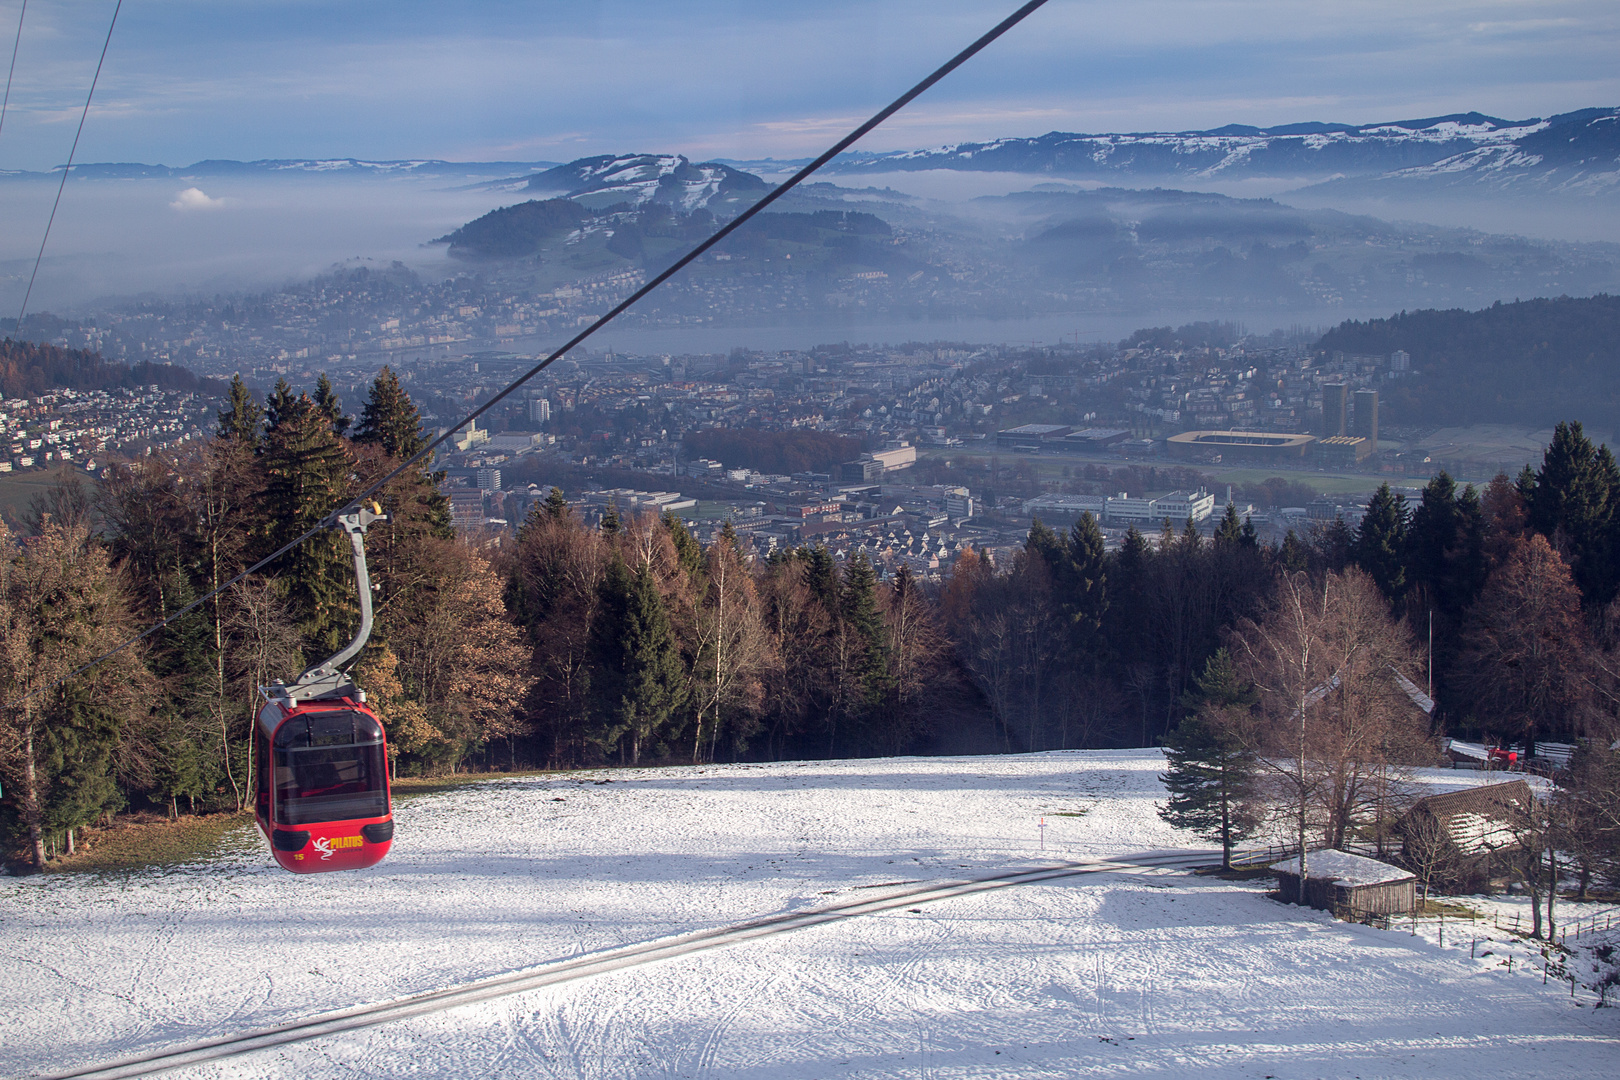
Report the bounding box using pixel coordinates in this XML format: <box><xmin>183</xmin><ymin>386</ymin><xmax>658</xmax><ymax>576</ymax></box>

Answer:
<box><xmin>3</xmin><ymin>751</ymin><xmax>1616</xmax><ymax>1079</ymax></box>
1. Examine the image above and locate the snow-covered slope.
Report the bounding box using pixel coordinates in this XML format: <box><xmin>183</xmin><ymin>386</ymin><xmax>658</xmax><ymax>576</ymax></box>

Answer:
<box><xmin>524</xmin><ymin>154</ymin><xmax>769</xmax><ymax>211</ymax></box>
<box><xmin>3</xmin><ymin>753</ymin><xmax>1613</xmax><ymax>1079</ymax></box>
<box><xmin>1306</xmin><ymin>108</ymin><xmax>1620</xmax><ymax>196</ymax></box>
<box><xmin>830</xmin><ymin>109</ymin><xmax>1620</xmax><ymax>196</ymax></box>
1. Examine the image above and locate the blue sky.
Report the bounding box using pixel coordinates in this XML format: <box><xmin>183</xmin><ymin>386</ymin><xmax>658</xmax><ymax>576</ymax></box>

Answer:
<box><xmin>1</xmin><ymin>0</ymin><xmax>1616</xmax><ymax>169</ymax></box>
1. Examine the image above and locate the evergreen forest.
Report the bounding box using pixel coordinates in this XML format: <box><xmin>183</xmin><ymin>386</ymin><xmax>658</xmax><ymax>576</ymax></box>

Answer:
<box><xmin>5</xmin><ymin>373</ymin><xmax>1620</xmax><ymax>880</ymax></box>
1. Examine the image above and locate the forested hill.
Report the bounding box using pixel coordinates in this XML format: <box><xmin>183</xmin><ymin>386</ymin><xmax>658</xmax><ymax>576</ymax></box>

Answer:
<box><xmin>1314</xmin><ymin>294</ymin><xmax>1620</xmax><ymax>429</ymax></box>
<box><xmin>0</xmin><ymin>338</ymin><xmax>222</xmax><ymax>399</ymax></box>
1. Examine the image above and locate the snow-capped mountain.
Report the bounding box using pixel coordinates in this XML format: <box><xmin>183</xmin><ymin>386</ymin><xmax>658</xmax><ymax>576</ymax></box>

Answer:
<box><xmin>1302</xmin><ymin>108</ymin><xmax>1620</xmax><ymax>196</ymax></box>
<box><xmin>0</xmin><ymin>159</ymin><xmax>558</xmax><ymax>181</ymax></box>
<box><xmin>524</xmin><ymin>154</ymin><xmax>768</xmax><ymax>211</ymax></box>
<box><xmin>827</xmin><ymin>109</ymin><xmax>1620</xmax><ymax>194</ymax></box>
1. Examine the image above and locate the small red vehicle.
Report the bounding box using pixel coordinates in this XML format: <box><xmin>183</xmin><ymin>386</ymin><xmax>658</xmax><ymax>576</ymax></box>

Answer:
<box><xmin>1486</xmin><ymin>745</ymin><xmax>1519</xmax><ymax>768</ymax></box>
<box><xmin>251</xmin><ymin>504</ymin><xmax>395</xmax><ymax>874</ymax></box>
<box><xmin>254</xmin><ymin>695</ymin><xmax>393</xmax><ymax>873</ymax></box>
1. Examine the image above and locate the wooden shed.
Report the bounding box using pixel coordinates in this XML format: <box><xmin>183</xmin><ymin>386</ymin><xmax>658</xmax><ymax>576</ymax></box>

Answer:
<box><xmin>1271</xmin><ymin>850</ymin><xmax>1417</xmax><ymax>919</ymax></box>
<box><xmin>1399</xmin><ymin>780</ymin><xmax>1532</xmax><ymax>893</ymax></box>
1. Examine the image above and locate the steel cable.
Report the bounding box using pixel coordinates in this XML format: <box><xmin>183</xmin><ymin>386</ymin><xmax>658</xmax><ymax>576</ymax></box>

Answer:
<box><xmin>11</xmin><ymin>0</ymin><xmax>1052</xmax><ymax>707</ymax></box>
<box><xmin>17</xmin><ymin>0</ymin><xmax>121</xmax><ymax>325</ymax></box>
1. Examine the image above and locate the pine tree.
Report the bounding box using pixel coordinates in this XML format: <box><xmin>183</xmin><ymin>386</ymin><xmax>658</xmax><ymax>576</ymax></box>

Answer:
<box><xmin>1158</xmin><ymin>649</ymin><xmax>1263</xmax><ymax>869</ymax></box>
<box><xmin>264</xmin><ymin>378</ymin><xmax>298</xmax><ymax>433</ymax></box>
<box><xmin>1278</xmin><ymin>529</ymin><xmax>1310</xmax><ymax>572</ymax></box>
<box><xmin>842</xmin><ymin>550</ymin><xmax>891</xmax><ymax>712</ymax></box>
<box><xmin>313</xmin><ymin>373</ymin><xmax>352</xmax><ymax>436</ymax></box>
<box><xmin>665</xmin><ymin>512</ymin><xmax>705</xmax><ymax>583</ymax></box>
<box><xmin>1215</xmin><ymin>502</ymin><xmax>1243</xmax><ymax>544</ymax></box>
<box><xmin>351</xmin><ymin>370</ymin><xmax>450</xmax><ymax>543</ymax></box>
<box><xmin>1239</xmin><ymin>513</ymin><xmax>1260</xmax><ymax>550</ymax></box>
<box><xmin>1065</xmin><ymin>511</ymin><xmax>1108</xmax><ymax>654</ymax></box>
<box><xmin>590</xmin><ymin>556</ymin><xmax>689</xmax><ymax>765</ymax></box>
<box><xmin>354</xmin><ymin>366</ymin><xmax>425</xmax><ymax>458</ymax></box>
<box><xmin>543</xmin><ymin>486</ymin><xmax>569</xmax><ymax>521</ymax></box>
<box><xmin>1529</xmin><ymin>420</ymin><xmax>1616</xmax><ymax>606</ymax></box>
<box><xmin>259</xmin><ymin>391</ymin><xmax>355</xmax><ymax>658</ymax></box>
<box><xmin>216</xmin><ymin>375</ymin><xmax>263</xmax><ymax>445</ymax></box>
<box><xmin>1354</xmin><ymin>483</ymin><xmax>1408</xmax><ymax>601</ymax></box>
<box><xmin>600</xmin><ymin>507</ymin><xmax>621</xmax><ymax>535</ymax></box>
<box><xmin>803</xmin><ymin>544</ymin><xmax>839</xmax><ymax>611</ymax></box>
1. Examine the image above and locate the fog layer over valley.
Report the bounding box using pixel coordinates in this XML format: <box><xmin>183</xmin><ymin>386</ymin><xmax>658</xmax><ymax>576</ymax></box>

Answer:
<box><xmin>0</xmin><ymin>176</ymin><xmax>529</xmax><ymax>311</ymax></box>
<box><xmin>4</xmin><ymin>136</ymin><xmax>1617</xmax><ymax>352</ymax></box>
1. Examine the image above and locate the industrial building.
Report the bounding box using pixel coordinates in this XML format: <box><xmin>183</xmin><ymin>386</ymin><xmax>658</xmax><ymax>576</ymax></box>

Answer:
<box><xmin>839</xmin><ymin>442</ymin><xmax>917</xmax><ymax>482</ymax></box>
<box><xmin>1024</xmin><ymin>488</ymin><xmax>1215</xmax><ymax>527</ymax></box>
<box><xmin>995</xmin><ymin>424</ymin><xmax>1071</xmax><ymax>450</ymax></box>
<box><xmin>1316</xmin><ymin>435</ymin><xmax>1374</xmax><ymax>466</ymax></box>
<box><xmin>1165</xmin><ymin>430</ymin><xmax>1316</xmax><ymax>463</ymax></box>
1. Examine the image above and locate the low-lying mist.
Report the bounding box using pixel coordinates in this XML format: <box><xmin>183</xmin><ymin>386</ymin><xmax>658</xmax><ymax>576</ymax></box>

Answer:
<box><xmin>0</xmin><ymin>176</ymin><xmax>520</xmax><ymax>313</ymax></box>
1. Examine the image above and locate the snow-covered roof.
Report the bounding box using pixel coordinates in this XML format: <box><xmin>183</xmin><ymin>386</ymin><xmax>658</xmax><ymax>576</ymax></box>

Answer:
<box><xmin>1270</xmin><ymin>849</ymin><xmax>1414</xmax><ymax>887</ymax></box>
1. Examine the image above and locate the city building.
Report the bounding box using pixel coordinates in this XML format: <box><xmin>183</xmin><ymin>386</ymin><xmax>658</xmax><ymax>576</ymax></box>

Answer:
<box><xmin>1166</xmin><ymin>430</ymin><xmax>1315</xmax><ymax>463</ymax></box>
<box><xmin>1023</xmin><ymin>489</ymin><xmax>1215</xmax><ymax>527</ymax></box>
<box><xmin>1352</xmin><ymin>388</ymin><xmax>1379</xmax><ymax>446</ymax></box>
<box><xmin>995</xmin><ymin>424</ymin><xmax>1072</xmax><ymax>451</ymax></box>
<box><xmin>529</xmin><ymin>397</ymin><xmax>551</xmax><ymax>423</ymax></box>
<box><xmin>1317</xmin><ymin>435</ymin><xmax>1374</xmax><ymax>466</ymax></box>
<box><xmin>1320</xmin><ymin>382</ymin><xmax>1350</xmax><ymax>438</ymax></box>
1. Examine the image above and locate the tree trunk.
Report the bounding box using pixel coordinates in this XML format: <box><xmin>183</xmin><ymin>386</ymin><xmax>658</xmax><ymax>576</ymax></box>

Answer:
<box><xmin>1296</xmin><ymin>691</ymin><xmax>1309</xmax><ymax>904</ymax></box>
<box><xmin>1545</xmin><ymin>847</ymin><xmax>1557</xmax><ymax>940</ymax></box>
<box><xmin>23</xmin><ymin>715</ymin><xmax>47</xmax><ymax>869</ymax></box>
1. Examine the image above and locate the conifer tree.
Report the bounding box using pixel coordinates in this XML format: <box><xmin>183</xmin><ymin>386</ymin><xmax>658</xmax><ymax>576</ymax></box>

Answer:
<box><xmin>354</xmin><ymin>366</ymin><xmax>425</xmax><ymax>458</ymax></box>
<box><xmin>842</xmin><ymin>550</ymin><xmax>891</xmax><ymax>711</ymax></box>
<box><xmin>1158</xmin><ymin>650</ymin><xmax>1263</xmax><ymax>870</ymax></box>
<box><xmin>216</xmin><ymin>375</ymin><xmax>263</xmax><ymax>446</ymax></box>
<box><xmin>1278</xmin><ymin>529</ymin><xmax>1310</xmax><ymax>572</ymax></box>
<box><xmin>543</xmin><ymin>486</ymin><xmax>569</xmax><ymax>521</ymax></box>
<box><xmin>600</xmin><ymin>507</ymin><xmax>621</xmax><ymax>535</ymax></box>
<box><xmin>665</xmin><ymin>512</ymin><xmax>705</xmax><ymax>583</ymax></box>
<box><xmin>259</xmin><ymin>391</ymin><xmax>355</xmax><ymax>657</ymax></box>
<box><xmin>263</xmin><ymin>378</ymin><xmax>298</xmax><ymax>433</ymax></box>
<box><xmin>1216</xmin><ymin>502</ymin><xmax>1244</xmax><ymax>545</ymax></box>
<box><xmin>1354</xmin><ymin>483</ymin><xmax>1408</xmax><ymax>601</ymax></box>
<box><xmin>803</xmin><ymin>544</ymin><xmax>839</xmax><ymax>611</ymax></box>
<box><xmin>350</xmin><ymin>370</ymin><xmax>450</xmax><ymax>543</ymax></box>
<box><xmin>590</xmin><ymin>555</ymin><xmax>689</xmax><ymax>765</ymax></box>
<box><xmin>1529</xmin><ymin>420</ymin><xmax>1616</xmax><ymax>607</ymax></box>
<box><xmin>1408</xmin><ymin>472</ymin><xmax>1486</xmax><ymax>616</ymax></box>
<box><xmin>313</xmin><ymin>373</ymin><xmax>352</xmax><ymax>436</ymax></box>
<box><xmin>1065</xmin><ymin>511</ymin><xmax>1108</xmax><ymax>653</ymax></box>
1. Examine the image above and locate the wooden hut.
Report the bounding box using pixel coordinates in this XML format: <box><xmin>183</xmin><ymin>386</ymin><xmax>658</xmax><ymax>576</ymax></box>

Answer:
<box><xmin>1271</xmin><ymin>850</ymin><xmax>1417</xmax><ymax>919</ymax></box>
<box><xmin>1398</xmin><ymin>780</ymin><xmax>1533</xmax><ymax>893</ymax></box>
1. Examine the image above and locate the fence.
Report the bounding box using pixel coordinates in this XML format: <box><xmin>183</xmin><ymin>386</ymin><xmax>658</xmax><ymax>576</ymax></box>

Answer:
<box><xmin>1490</xmin><ymin>908</ymin><xmax>1618</xmax><ymax>943</ymax></box>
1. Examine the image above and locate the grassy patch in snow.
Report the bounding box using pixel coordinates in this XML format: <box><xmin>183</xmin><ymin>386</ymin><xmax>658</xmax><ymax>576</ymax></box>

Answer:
<box><xmin>44</xmin><ymin>812</ymin><xmax>252</xmax><ymax>875</ymax></box>
<box><xmin>391</xmin><ymin>768</ymin><xmax>562</xmax><ymax>801</ymax></box>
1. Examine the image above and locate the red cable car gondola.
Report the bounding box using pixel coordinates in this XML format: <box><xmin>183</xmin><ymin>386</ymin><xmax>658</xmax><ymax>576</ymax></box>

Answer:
<box><xmin>252</xmin><ymin>504</ymin><xmax>395</xmax><ymax>874</ymax></box>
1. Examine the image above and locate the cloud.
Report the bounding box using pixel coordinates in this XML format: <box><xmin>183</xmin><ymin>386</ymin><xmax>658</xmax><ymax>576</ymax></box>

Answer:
<box><xmin>170</xmin><ymin>187</ymin><xmax>226</xmax><ymax>211</ymax></box>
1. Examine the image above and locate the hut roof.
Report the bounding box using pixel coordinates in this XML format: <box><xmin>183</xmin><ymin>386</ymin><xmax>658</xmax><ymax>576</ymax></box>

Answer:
<box><xmin>1409</xmin><ymin>780</ymin><xmax>1533</xmax><ymax>824</ymax></box>
<box><xmin>1271</xmin><ymin>850</ymin><xmax>1414</xmax><ymax>887</ymax></box>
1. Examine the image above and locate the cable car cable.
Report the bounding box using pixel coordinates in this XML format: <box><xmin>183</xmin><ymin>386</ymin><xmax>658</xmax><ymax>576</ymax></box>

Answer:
<box><xmin>10</xmin><ymin>0</ymin><xmax>1052</xmax><ymax>707</ymax></box>
<box><xmin>0</xmin><ymin>0</ymin><xmax>27</xmax><ymax>144</ymax></box>
<box><xmin>16</xmin><ymin>0</ymin><xmax>121</xmax><ymax>325</ymax></box>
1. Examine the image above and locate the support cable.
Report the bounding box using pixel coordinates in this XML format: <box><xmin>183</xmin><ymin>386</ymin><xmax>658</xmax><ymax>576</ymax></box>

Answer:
<box><xmin>13</xmin><ymin>0</ymin><xmax>1052</xmax><ymax>705</ymax></box>
<box><xmin>17</xmin><ymin>0</ymin><xmax>121</xmax><ymax>325</ymax></box>
<box><xmin>0</xmin><ymin>0</ymin><xmax>27</xmax><ymax>143</ymax></box>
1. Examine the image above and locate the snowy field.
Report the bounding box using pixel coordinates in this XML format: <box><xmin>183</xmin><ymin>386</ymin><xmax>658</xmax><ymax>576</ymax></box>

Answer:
<box><xmin>2</xmin><ymin>751</ymin><xmax>1617</xmax><ymax>1079</ymax></box>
